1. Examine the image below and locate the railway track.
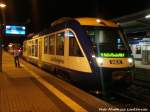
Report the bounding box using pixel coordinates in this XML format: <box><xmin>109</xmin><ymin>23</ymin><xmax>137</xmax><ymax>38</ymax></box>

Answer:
<box><xmin>108</xmin><ymin>79</ymin><xmax>150</xmax><ymax>109</ymax></box>
<box><xmin>58</xmin><ymin>69</ymin><xmax>150</xmax><ymax>108</ymax></box>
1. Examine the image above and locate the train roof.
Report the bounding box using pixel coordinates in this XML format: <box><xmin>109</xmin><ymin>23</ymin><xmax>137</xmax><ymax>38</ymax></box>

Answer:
<box><xmin>75</xmin><ymin>17</ymin><xmax>118</xmax><ymax>27</ymax></box>
<box><xmin>27</xmin><ymin>17</ymin><xmax>119</xmax><ymax>39</ymax></box>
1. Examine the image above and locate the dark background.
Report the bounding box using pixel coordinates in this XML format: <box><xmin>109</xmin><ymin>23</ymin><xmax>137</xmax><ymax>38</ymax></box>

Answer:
<box><xmin>2</xmin><ymin>0</ymin><xmax>150</xmax><ymax>33</ymax></box>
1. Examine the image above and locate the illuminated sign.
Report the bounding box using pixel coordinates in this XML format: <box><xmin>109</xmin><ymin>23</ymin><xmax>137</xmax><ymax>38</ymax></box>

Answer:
<box><xmin>5</xmin><ymin>25</ymin><xmax>26</xmax><ymax>35</ymax></box>
<box><xmin>99</xmin><ymin>53</ymin><xmax>125</xmax><ymax>57</ymax></box>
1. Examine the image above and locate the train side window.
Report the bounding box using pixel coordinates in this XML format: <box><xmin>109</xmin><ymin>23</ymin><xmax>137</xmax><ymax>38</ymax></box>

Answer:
<box><xmin>49</xmin><ymin>35</ymin><xmax>55</xmax><ymax>54</ymax></box>
<box><xmin>28</xmin><ymin>46</ymin><xmax>31</xmax><ymax>56</ymax></box>
<box><xmin>56</xmin><ymin>32</ymin><xmax>64</xmax><ymax>55</ymax></box>
<box><xmin>44</xmin><ymin>36</ymin><xmax>49</xmax><ymax>54</ymax></box>
<box><xmin>68</xmin><ymin>31</ymin><xmax>83</xmax><ymax>57</ymax></box>
<box><xmin>23</xmin><ymin>42</ymin><xmax>26</xmax><ymax>52</ymax></box>
<box><xmin>27</xmin><ymin>41</ymin><xmax>32</xmax><ymax>56</ymax></box>
<box><xmin>31</xmin><ymin>40</ymin><xmax>35</xmax><ymax>56</ymax></box>
<box><xmin>35</xmin><ymin>39</ymin><xmax>38</xmax><ymax>57</ymax></box>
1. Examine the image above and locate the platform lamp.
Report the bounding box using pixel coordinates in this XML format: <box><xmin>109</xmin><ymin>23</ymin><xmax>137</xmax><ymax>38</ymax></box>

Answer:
<box><xmin>0</xmin><ymin>2</ymin><xmax>6</xmax><ymax>72</ymax></box>
<box><xmin>145</xmin><ymin>14</ymin><xmax>150</xmax><ymax>19</ymax></box>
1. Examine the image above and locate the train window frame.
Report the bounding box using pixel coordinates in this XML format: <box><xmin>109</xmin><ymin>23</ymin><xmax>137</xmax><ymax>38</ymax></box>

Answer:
<box><xmin>68</xmin><ymin>31</ymin><xmax>83</xmax><ymax>57</ymax></box>
<box><xmin>44</xmin><ymin>36</ymin><xmax>49</xmax><ymax>54</ymax></box>
<box><xmin>56</xmin><ymin>32</ymin><xmax>64</xmax><ymax>55</ymax></box>
<box><xmin>35</xmin><ymin>39</ymin><xmax>38</xmax><ymax>57</ymax></box>
<box><xmin>31</xmin><ymin>40</ymin><xmax>35</xmax><ymax>56</ymax></box>
<box><xmin>28</xmin><ymin>41</ymin><xmax>32</xmax><ymax>56</ymax></box>
<box><xmin>49</xmin><ymin>34</ymin><xmax>55</xmax><ymax>55</ymax></box>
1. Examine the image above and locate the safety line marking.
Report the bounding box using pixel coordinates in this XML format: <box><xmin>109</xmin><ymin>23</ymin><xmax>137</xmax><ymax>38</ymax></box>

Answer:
<box><xmin>21</xmin><ymin>64</ymin><xmax>88</xmax><ymax>112</ymax></box>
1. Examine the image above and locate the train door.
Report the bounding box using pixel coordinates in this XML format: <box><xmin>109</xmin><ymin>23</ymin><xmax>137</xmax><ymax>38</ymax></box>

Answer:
<box><xmin>38</xmin><ymin>38</ymin><xmax>42</xmax><ymax>67</ymax></box>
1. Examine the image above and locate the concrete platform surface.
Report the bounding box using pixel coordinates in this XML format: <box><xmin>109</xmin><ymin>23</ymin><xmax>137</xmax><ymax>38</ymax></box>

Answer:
<box><xmin>0</xmin><ymin>51</ymin><xmax>112</xmax><ymax>112</ymax></box>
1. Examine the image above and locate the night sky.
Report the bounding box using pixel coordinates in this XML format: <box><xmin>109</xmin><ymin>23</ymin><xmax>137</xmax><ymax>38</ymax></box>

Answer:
<box><xmin>3</xmin><ymin>0</ymin><xmax>150</xmax><ymax>33</ymax></box>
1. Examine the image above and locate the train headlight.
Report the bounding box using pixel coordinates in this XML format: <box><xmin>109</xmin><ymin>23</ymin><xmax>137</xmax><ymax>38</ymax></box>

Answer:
<box><xmin>96</xmin><ymin>57</ymin><xmax>104</xmax><ymax>65</ymax></box>
<box><xmin>128</xmin><ymin>58</ymin><xmax>133</xmax><ymax>63</ymax></box>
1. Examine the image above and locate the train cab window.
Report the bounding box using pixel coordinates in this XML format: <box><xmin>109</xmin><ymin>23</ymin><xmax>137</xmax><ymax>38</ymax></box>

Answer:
<box><xmin>85</xmin><ymin>27</ymin><xmax>129</xmax><ymax>56</ymax></box>
<box><xmin>35</xmin><ymin>39</ymin><xmax>38</xmax><ymax>57</ymax></box>
<box><xmin>68</xmin><ymin>31</ymin><xmax>83</xmax><ymax>57</ymax></box>
<box><xmin>49</xmin><ymin>35</ymin><xmax>55</xmax><ymax>54</ymax></box>
<box><xmin>44</xmin><ymin>36</ymin><xmax>49</xmax><ymax>54</ymax></box>
<box><xmin>56</xmin><ymin>32</ymin><xmax>64</xmax><ymax>55</ymax></box>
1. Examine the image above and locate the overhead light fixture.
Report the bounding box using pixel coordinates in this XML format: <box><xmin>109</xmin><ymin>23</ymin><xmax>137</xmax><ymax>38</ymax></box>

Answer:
<box><xmin>145</xmin><ymin>14</ymin><xmax>150</xmax><ymax>19</ymax></box>
<box><xmin>0</xmin><ymin>3</ymin><xmax>6</xmax><ymax>8</ymax></box>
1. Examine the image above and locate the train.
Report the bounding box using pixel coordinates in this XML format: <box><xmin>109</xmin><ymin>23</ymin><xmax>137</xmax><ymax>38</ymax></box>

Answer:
<box><xmin>23</xmin><ymin>17</ymin><xmax>134</xmax><ymax>96</ymax></box>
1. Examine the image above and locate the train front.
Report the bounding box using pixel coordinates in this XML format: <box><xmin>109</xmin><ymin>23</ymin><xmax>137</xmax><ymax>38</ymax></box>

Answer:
<box><xmin>82</xmin><ymin>19</ymin><xmax>134</xmax><ymax>95</ymax></box>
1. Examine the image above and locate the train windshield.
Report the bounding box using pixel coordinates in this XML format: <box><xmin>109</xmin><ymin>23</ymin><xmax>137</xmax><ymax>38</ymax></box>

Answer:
<box><xmin>84</xmin><ymin>26</ymin><xmax>130</xmax><ymax>56</ymax></box>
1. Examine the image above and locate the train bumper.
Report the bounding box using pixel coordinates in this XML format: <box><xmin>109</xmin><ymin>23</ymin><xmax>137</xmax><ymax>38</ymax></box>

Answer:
<box><xmin>111</xmin><ymin>69</ymin><xmax>133</xmax><ymax>87</ymax></box>
<box><xmin>98</xmin><ymin>67</ymin><xmax>134</xmax><ymax>94</ymax></box>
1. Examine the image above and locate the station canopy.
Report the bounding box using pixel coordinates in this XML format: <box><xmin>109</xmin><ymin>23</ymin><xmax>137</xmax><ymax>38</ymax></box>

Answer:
<box><xmin>114</xmin><ymin>9</ymin><xmax>150</xmax><ymax>39</ymax></box>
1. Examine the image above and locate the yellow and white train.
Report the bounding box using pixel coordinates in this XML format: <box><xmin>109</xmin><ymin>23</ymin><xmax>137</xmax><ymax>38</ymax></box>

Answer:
<box><xmin>23</xmin><ymin>17</ymin><xmax>134</xmax><ymax>95</ymax></box>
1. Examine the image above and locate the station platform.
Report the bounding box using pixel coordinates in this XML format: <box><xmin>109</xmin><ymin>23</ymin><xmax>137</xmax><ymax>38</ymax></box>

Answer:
<box><xmin>134</xmin><ymin>60</ymin><xmax>150</xmax><ymax>82</ymax></box>
<box><xmin>0</xmin><ymin>51</ymin><xmax>112</xmax><ymax>112</ymax></box>
<box><xmin>135</xmin><ymin>60</ymin><xmax>150</xmax><ymax>69</ymax></box>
